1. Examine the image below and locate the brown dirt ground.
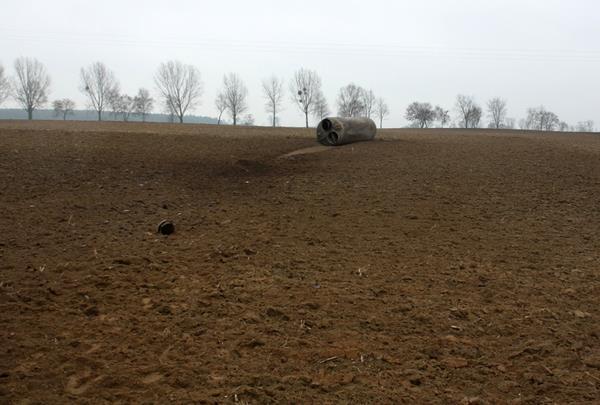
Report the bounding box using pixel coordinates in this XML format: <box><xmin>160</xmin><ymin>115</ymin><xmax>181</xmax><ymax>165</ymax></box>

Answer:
<box><xmin>0</xmin><ymin>120</ymin><xmax>599</xmax><ymax>404</ymax></box>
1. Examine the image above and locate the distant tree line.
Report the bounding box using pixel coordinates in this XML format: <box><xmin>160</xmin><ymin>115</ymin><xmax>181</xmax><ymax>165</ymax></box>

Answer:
<box><xmin>0</xmin><ymin>57</ymin><xmax>596</xmax><ymax>132</ymax></box>
<box><xmin>403</xmin><ymin>95</ymin><xmax>595</xmax><ymax>132</ymax></box>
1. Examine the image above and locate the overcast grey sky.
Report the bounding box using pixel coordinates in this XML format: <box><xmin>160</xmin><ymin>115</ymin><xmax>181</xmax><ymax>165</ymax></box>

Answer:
<box><xmin>1</xmin><ymin>0</ymin><xmax>599</xmax><ymax>127</ymax></box>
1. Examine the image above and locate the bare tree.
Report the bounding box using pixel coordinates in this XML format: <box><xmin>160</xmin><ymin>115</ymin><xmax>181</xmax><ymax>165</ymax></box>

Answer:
<box><xmin>375</xmin><ymin>97</ymin><xmax>389</xmax><ymax>129</ymax></box>
<box><xmin>52</xmin><ymin>99</ymin><xmax>76</xmax><ymax>120</ymax></box>
<box><xmin>13</xmin><ymin>57</ymin><xmax>51</xmax><ymax>120</ymax></box>
<box><xmin>559</xmin><ymin>121</ymin><xmax>570</xmax><ymax>132</ymax></box>
<box><xmin>362</xmin><ymin>89</ymin><xmax>376</xmax><ymax>119</ymax></box>
<box><xmin>545</xmin><ymin>109</ymin><xmax>559</xmax><ymax>130</ymax></box>
<box><xmin>241</xmin><ymin>114</ymin><xmax>255</xmax><ymax>126</ymax></box>
<box><xmin>434</xmin><ymin>106</ymin><xmax>450</xmax><ymax>128</ymax></box>
<box><xmin>405</xmin><ymin>102</ymin><xmax>436</xmax><ymax>128</ymax></box>
<box><xmin>80</xmin><ymin>62</ymin><xmax>119</xmax><ymax>121</ymax></box>
<box><xmin>154</xmin><ymin>60</ymin><xmax>203</xmax><ymax>123</ymax></box>
<box><xmin>576</xmin><ymin>120</ymin><xmax>595</xmax><ymax>132</ymax></box>
<box><xmin>487</xmin><ymin>98</ymin><xmax>507</xmax><ymax>129</ymax></box>
<box><xmin>518</xmin><ymin>118</ymin><xmax>527</xmax><ymax>130</ymax></box>
<box><xmin>290</xmin><ymin>68</ymin><xmax>322</xmax><ymax>128</ymax></box>
<box><xmin>504</xmin><ymin>117</ymin><xmax>516</xmax><ymax>129</ymax></box>
<box><xmin>469</xmin><ymin>106</ymin><xmax>482</xmax><ymax>128</ymax></box>
<box><xmin>106</xmin><ymin>91</ymin><xmax>135</xmax><ymax>122</ymax></box>
<box><xmin>262</xmin><ymin>75</ymin><xmax>284</xmax><ymax>127</ymax></box>
<box><xmin>456</xmin><ymin>95</ymin><xmax>482</xmax><ymax>128</ymax></box>
<box><xmin>133</xmin><ymin>88</ymin><xmax>154</xmax><ymax>122</ymax></box>
<box><xmin>523</xmin><ymin>109</ymin><xmax>536</xmax><ymax>130</ymax></box>
<box><xmin>164</xmin><ymin>101</ymin><xmax>176</xmax><ymax>123</ymax></box>
<box><xmin>525</xmin><ymin>106</ymin><xmax>560</xmax><ymax>131</ymax></box>
<box><xmin>107</xmin><ymin>88</ymin><xmax>123</xmax><ymax>120</ymax></box>
<box><xmin>215</xmin><ymin>93</ymin><xmax>227</xmax><ymax>125</ymax></box>
<box><xmin>456</xmin><ymin>94</ymin><xmax>474</xmax><ymax>128</ymax></box>
<box><xmin>312</xmin><ymin>90</ymin><xmax>330</xmax><ymax>121</ymax></box>
<box><xmin>541</xmin><ymin>110</ymin><xmax>559</xmax><ymax>131</ymax></box>
<box><xmin>0</xmin><ymin>64</ymin><xmax>10</xmax><ymax>106</ymax></box>
<box><xmin>337</xmin><ymin>83</ymin><xmax>365</xmax><ymax>118</ymax></box>
<box><xmin>121</xmin><ymin>95</ymin><xmax>136</xmax><ymax>121</ymax></box>
<box><xmin>221</xmin><ymin>73</ymin><xmax>248</xmax><ymax>126</ymax></box>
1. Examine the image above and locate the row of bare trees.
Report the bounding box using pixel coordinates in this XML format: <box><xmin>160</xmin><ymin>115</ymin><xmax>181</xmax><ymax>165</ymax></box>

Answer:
<box><xmin>215</xmin><ymin>71</ymin><xmax>392</xmax><ymax>128</ymax></box>
<box><xmin>0</xmin><ymin>58</ymin><xmax>596</xmax><ymax>131</ymax></box>
<box><xmin>0</xmin><ymin>59</ymin><xmax>391</xmax><ymax>127</ymax></box>
<box><xmin>403</xmin><ymin>96</ymin><xmax>485</xmax><ymax>129</ymax></box>
<box><xmin>50</xmin><ymin>89</ymin><xmax>154</xmax><ymax>122</ymax></box>
<box><xmin>260</xmin><ymin>69</ymin><xmax>330</xmax><ymax>128</ymax></box>
<box><xmin>81</xmin><ymin>63</ymin><xmax>331</xmax><ymax>127</ymax></box>
<box><xmin>402</xmin><ymin>95</ymin><xmax>595</xmax><ymax>132</ymax></box>
<box><xmin>81</xmin><ymin>62</ymin><xmax>156</xmax><ymax>122</ymax></box>
<box><xmin>334</xmin><ymin>83</ymin><xmax>390</xmax><ymax>128</ymax></box>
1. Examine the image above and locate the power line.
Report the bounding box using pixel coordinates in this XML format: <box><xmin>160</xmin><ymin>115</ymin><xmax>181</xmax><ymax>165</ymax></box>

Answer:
<box><xmin>2</xmin><ymin>30</ymin><xmax>600</xmax><ymax>62</ymax></box>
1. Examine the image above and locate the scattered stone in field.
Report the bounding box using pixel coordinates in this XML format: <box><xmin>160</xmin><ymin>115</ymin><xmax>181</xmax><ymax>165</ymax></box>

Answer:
<box><xmin>442</xmin><ymin>357</ymin><xmax>469</xmax><ymax>368</ymax></box>
<box><xmin>583</xmin><ymin>354</ymin><xmax>600</xmax><ymax>369</ymax></box>
<box><xmin>573</xmin><ymin>310</ymin><xmax>591</xmax><ymax>318</ymax></box>
<box><xmin>141</xmin><ymin>372</ymin><xmax>164</xmax><ymax>384</ymax></box>
<box><xmin>157</xmin><ymin>220</ymin><xmax>175</xmax><ymax>235</ymax></box>
<box><xmin>461</xmin><ymin>397</ymin><xmax>486</xmax><ymax>405</ymax></box>
<box><xmin>244</xmin><ymin>248</ymin><xmax>257</xmax><ymax>256</ymax></box>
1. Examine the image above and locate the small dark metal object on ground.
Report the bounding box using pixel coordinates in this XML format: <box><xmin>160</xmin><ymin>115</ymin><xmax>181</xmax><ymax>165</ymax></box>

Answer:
<box><xmin>157</xmin><ymin>220</ymin><xmax>175</xmax><ymax>235</ymax></box>
<box><xmin>316</xmin><ymin>117</ymin><xmax>377</xmax><ymax>146</ymax></box>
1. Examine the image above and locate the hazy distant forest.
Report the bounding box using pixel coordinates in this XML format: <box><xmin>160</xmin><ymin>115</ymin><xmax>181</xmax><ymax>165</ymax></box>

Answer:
<box><xmin>0</xmin><ymin>57</ymin><xmax>596</xmax><ymax>132</ymax></box>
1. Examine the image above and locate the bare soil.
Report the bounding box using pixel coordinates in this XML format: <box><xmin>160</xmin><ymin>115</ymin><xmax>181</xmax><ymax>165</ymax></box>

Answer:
<box><xmin>1</xmin><ymin>120</ymin><xmax>599</xmax><ymax>404</ymax></box>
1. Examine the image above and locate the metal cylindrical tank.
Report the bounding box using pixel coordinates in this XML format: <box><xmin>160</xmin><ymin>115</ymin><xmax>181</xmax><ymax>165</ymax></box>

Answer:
<box><xmin>316</xmin><ymin>117</ymin><xmax>377</xmax><ymax>146</ymax></box>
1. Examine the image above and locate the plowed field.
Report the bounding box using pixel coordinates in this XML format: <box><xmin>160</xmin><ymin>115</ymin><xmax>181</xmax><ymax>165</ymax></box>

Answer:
<box><xmin>1</xmin><ymin>121</ymin><xmax>599</xmax><ymax>403</ymax></box>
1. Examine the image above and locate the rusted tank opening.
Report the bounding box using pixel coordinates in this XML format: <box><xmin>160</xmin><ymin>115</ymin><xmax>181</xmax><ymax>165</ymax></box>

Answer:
<box><xmin>328</xmin><ymin>132</ymin><xmax>339</xmax><ymax>144</ymax></box>
<box><xmin>322</xmin><ymin>118</ymin><xmax>332</xmax><ymax>131</ymax></box>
